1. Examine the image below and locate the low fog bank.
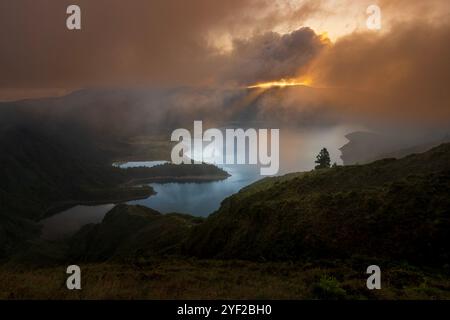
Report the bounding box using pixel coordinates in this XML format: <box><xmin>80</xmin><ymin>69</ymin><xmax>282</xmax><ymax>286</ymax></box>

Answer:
<box><xmin>1</xmin><ymin>86</ymin><xmax>448</xmax><ymax>171</ymax></box>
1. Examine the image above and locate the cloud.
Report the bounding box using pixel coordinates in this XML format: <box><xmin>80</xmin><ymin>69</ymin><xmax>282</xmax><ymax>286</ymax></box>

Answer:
<box><xmin>0</xmin><ymin>0</ymin><xmax>262</xmax><ymax>89</ymax></box>
<box><xmin>308</xmin><ymin>20</ymin><xmax>450</xmax><ymax>122</ymax></box>
<box><xmin>1</xmin><ymin>0</ymin><xmax>449</xmax><ymax>129</ymax></box>
<box><xmin>0</xmin><ymin>0</ymin><xmax>325</xmax><ymax>92</ymax></box>
<box><xmin>221</xmin><ymin>27</ymin><xmax>326</xmax><ymax>85</ymax></box>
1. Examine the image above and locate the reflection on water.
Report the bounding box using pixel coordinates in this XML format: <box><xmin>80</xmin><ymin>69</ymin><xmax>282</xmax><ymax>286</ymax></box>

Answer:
<box><xmin>127</xmin><ymin>125</ymin><xmax>356</xmax><ymax>216</ymax></box>
<box><xmin>128</xmin><ymin>165</ymin><xmax>261</xmax><ymax>216</ymax></box>
<box><xmin>41</xmin><ymin>125</ymin><xmax>359</xmax><ymax>237</ymax></box>
<box><xmin>40</xmin><ymin>204</ymin><xmax>114</xmax><ymax>240</ymax></box>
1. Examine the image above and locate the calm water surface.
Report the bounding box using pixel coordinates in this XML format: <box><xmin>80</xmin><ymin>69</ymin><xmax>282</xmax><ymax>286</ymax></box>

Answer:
<box><xmin>41</xmin><ymin>126</ymin><xmax>356</xmax><ymax>239</ymax></box>
<box><xmin>40</xmin><ymin>204</ymin><xmax>114</xmax><ymax>240</ymax></box>
<box><xmin>128</xmin><ymin>165</ymin><xmax>260</xmax><ymax>215</ymax></box>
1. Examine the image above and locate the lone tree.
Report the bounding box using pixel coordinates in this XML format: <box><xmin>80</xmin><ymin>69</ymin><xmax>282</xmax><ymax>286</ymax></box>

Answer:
<box><xmin>315</xmin><ymin>148</ymin><xmax>331</xmax><ymax>169</ymax></box>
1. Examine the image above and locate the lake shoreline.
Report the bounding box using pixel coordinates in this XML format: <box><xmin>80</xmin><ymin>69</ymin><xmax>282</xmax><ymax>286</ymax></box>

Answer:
<box><xmin>123</xmin><ymin>174</ymin><xmax>231</xmax><ymax>185</ymax></box>
<box><xmin>42</xmin><ymin>173</ymin><xmax>231</xmax><ymax>219</ymax></box>
<box><xmin>41</xmin><ymin>189</ymin><xmax>155</xmax><ymax>219</ymax></box>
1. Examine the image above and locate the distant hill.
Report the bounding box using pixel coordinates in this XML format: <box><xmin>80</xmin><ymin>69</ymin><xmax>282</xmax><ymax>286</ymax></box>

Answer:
<box><xmin>340</xmin><ymin>131</ymin><xmax>450</xmax><ymax>165</ymax></box>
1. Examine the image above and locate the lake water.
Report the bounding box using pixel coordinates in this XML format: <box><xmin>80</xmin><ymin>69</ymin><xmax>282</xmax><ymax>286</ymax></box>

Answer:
<box><xmin>114</xmin><ymin>160</ymin><xmax>262</xmax><ymax>215</ymax></box>
<box><xmin>40</xmin><ymin>204</ymin><xmax>115</xmax><ymax>240</ymax></box>
<box><xmin>128</xmin><ymin>165</ymin><xmax>261</xmax><ymax>216</ymax></box>
<box><xmin>39</xmin><ymin>165</ymin><xmax>259</xmax><ymax>240</ymax></box>
<box><xmin>40</xmin><ymin>125</ymin><xmax>357</xmax><ymax>239</ymax></box>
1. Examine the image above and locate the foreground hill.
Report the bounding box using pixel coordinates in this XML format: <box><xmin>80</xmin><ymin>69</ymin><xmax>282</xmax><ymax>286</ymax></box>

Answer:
<box><xmin>0</xmin><ymin>126</ymin><xmax>149</xmax><ymax>260</ymax></box>
<box><xmin>0</xmin><ymin>125</ymin><xmax>226</xmax><ymax>261</ymax></box>
<box><xmin>185</xmin><ymin>143</ymin><xmax>450</xmax><ymax>264</ymax></box>
<box><xmin>2</xmin><ymin>144</ymin><xmax>450</xmax><ymax>299</ymax></box>
<box><xmin>63</xmin><ymin>143</ymin><xmax>450</xmax><ymax>266</ymax></box>
<box><xmin>68</xmin><ymin>205</ymin><xmax>203</xmax><ymax>261</ymax></box>
<box><xmin>2</xmin><ymin>258</ymin><xmax>450</xmax><ymax>299</ymax></box>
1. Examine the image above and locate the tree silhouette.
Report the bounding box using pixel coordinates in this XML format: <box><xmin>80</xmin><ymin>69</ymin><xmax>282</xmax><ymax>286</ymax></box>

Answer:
<box><xmin>315</xmin><ymin>148</ymin><xmax>331</xmax><ymax>169</ymax></box>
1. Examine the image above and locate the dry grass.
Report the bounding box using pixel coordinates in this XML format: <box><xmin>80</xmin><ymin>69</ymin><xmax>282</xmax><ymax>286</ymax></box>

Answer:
<box><xmin>1</xmin><ymin>258</ymin><xmax>450</xmax><ymax>300</ymax></box>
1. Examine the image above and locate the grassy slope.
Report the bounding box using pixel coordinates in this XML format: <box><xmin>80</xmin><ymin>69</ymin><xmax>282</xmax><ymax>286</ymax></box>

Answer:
<box><xmin>185</xmin><ymin>144</ymin><xmax>450</xmax><ymax>263</ymax></box>
<box><xmin>67</xmin><ymin>204</ymin><xmax>203</xmax><ymax>261</ymax></box>
<box><xmin>1</xmin><ymin>259</ymin><xmax>450</xmax><ymax>299</ymax></box>
<box><xmin>2</xmin><ymin>144</ymin><xmax>450</xmax><ymax>299</ymax></box>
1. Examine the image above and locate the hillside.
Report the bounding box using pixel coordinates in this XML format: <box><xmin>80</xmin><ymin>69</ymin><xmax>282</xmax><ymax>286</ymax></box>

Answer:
<box><xmin>62</xmin><ymin>143</ymin><xmax>450</xmax><ymax>266</ymax></box>
<box><xmin>68</xmin><ymin>204</ymin><xmax>203</xmax><ymax>261</ymax></box>
<box><xmin>185</xmin><ymin>143</ymin><xmax>450</xmax><ymax>264</ymax></box>
<box><xmin>1</xmin><ymin>127</ymin><xmax>140</xmax><ymax>217</ymax></box>
<box><xmin>0</xmin><ymin>125</ymin><xmax>226</xmax><ymax>261</ymax></box>
<box><xmin>2</xmin><ymin>143</ymin><xmax>450</xmax><ymax>299</ymax></box>
<box><xmin>0</xmin><ymin>126</ymin><xmax>153</xmax><ymax>260</ymax></box>
<box><xmin>48</xmin><ymin>143</ymin><xmax>450</xmax><ymax>265</ymax></box>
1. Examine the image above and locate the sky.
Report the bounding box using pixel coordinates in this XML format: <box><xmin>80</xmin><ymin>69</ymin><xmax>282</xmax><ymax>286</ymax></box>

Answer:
<box><xmin>0</xmin><ymin>0</ymin><xmax>449</xmax><ymax>123</ymax></box>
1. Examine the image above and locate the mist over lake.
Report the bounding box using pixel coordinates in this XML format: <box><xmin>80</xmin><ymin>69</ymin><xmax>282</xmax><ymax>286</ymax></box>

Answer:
<box><xmin>39</xmin><ymin>125</ymin><xmax>356</xmax><ymax>239</ymax></box>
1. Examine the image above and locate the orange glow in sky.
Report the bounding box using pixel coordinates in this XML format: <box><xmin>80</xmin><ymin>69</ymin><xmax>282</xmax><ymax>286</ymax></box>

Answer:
<box><xmin>246</xmin><ymin>78</ymin><xmax>312</xmax><ymax>89</ymax></box>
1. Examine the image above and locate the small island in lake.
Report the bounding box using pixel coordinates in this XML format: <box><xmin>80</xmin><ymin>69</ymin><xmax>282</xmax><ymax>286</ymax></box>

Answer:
<box><xmin>122</xmin><ymin>162</ymin><xmax>231</xmax><ymax>184</ymax></box>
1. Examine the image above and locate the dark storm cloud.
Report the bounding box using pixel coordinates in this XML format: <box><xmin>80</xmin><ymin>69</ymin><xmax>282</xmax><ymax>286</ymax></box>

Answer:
<box><xmin>0</xmin><ymin>0</ymin><xmax>331</xmax><ymax>92</ymax></box>
<box><xmin>1</xmin><ymin>0</ymin><xmax>449</xmax><ymax>128</ymax></box>
<box><xmin>222</xmin><ymin>27</ymin><xmax>326</xmax><ymax>85</ymax></box>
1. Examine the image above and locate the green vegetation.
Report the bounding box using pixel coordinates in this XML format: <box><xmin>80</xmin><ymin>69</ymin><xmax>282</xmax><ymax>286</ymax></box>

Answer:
<box><xmin>123</xmin><ymin>163</ymin><xmax>230</xmax><ymax>184</ymax></box>
<box><xmin>0</xmin><ymin>126</ymin><xmax>153</xmax><ymax>220</ymax></box>
<box><xmin>185</xmin><ymin>144</ymin><xmax>450</xmax><ymax>264</ymax></box>
<box><xmin>1</xmin><ymin>258</ymin><xmax>450</xmax><ymax>300</ymax></box>
<box><xmin>68</xmin><ymin>204</ymin><xmax>203</xmax><ymax>262</ymax></box>
<box><xmin>315</xmin><ymin>147</ymin><xmax>331</xmax><ymax>169</ymax></box>
<box><xmin>0</xmin><ymin>126</ymin><xmax>227</xmax><ymax>261</ymax></box>
<box><xmin>0</xmin><ymin>126</ymin><xmax>155</xmax><ymax>259</ymax></box>
<box><xmin>1</xmin><ymin>140</ymin><xmax>450</xmax><ymax>299</ymax></box>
